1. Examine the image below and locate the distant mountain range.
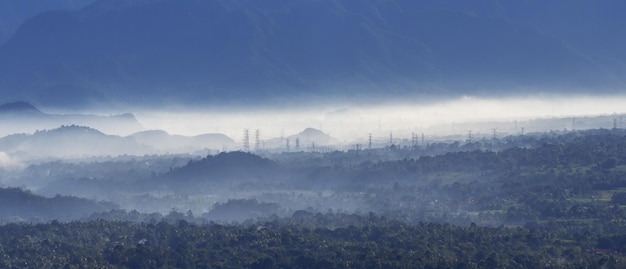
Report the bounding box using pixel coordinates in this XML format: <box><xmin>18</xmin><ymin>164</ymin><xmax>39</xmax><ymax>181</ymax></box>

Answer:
<box><xmin>0</xmin><ymin>0</ymin><xmax>624</xmax><ymax>108</ymax></box>
<box><xmin>0</xmin><ymin>101</ymin><xmax>237</xmax><ymax>157</ymax></box>
<box><xmin>0</xmin><ymin>125</ymin><xmax>152</xmax><ymax>157</ymax></box>
<box><xmin>0</xmin><ymin>101</ymin><xmax>142</xmax><ymax>136</ymax></box>
<box><xmin>0</xmin><ymin>101</ymin><xmax>349</xmax><ymax>157</ymax></box>
<box><xmin>0</xmin><ymin>125</ymin><xmax>238</xmax><ymax>158</ymax></box>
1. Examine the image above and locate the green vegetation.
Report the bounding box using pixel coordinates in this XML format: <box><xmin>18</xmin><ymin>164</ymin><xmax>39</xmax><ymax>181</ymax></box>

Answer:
<box><xmin>0</xmin><ymin>215</ymin><xmax>625</xmax><ymax>268</ymax></box>
<box><xmin>4</xmin><ymin>128</ymin><xmax>626</xmax><ymax>267</ymax></box>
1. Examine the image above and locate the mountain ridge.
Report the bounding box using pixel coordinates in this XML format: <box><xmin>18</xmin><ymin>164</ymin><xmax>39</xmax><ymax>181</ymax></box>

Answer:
<box><xmin>0</xmin><ymin>124</ymin><xmax>237</xmax><ymax>158</ymax></box>
<box><xmin>0</xmin><ymin>101</ymin><xmax>44</xmax><ymax>115</ymax></box>
<box><xmin>1</xmin><ymin>0</ymin><xmax>624</xmax><ymax>108</ymax></box>
<box><xmin>0</xmin><ymin>101</ymin><xmax>143</xmax><ymax>136</ymax></box>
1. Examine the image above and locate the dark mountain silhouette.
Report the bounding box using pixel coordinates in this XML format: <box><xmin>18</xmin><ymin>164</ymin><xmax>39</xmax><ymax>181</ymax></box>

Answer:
<box><xmin>0</xmin><ymin>101</ymin><xmax>44</xmax><ymax>116</ymax></box>
<box><xmin>163</xmin><ymin>151</ymin><xmax>282</xmax><ymax>190</ymax></box>
<box><xmin>0</xmin><ymin>0</ymin><xmax>623</xmax><ymax>108</ymax></box>
<box><xmin>0</xmin><ymin>187</ymin><xmax>117</xmax><ymax>222</ymax></box>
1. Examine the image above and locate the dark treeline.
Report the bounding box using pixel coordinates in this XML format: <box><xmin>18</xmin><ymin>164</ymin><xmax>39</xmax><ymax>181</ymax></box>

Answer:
<box><xmin>0</xmin><ymin>188</ymin><xmax>117</xmax><ymax>222</ymax></box>
<box><xmin>1</xmin><ymin>214</ymin><xmax>625</xmax><ymax>269</ymax></box>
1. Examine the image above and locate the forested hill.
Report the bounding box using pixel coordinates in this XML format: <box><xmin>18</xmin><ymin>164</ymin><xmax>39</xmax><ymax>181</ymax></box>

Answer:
<box><xmin>0</xmin><ymin>187</ymin><xmax>117</xmax><ymax>222</ymax></box>
<box><xmin>158</xmin><ymin>151</ymin><xmax>283</xmax><ymax>191</ymax></box>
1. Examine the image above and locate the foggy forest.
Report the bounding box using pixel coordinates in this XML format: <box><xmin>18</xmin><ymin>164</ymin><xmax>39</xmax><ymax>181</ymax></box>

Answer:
<box><xmin>1</xmin><ymin>0</ymin><xmax>626</xmax><ymax>268</ymax></box>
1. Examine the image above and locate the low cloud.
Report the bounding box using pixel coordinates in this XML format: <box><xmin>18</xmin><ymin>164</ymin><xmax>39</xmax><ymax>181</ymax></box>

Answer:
<box><xmin>0</xmin><ymin>152</ymin><xmax>24</xmax><ymax>170</ymax></box>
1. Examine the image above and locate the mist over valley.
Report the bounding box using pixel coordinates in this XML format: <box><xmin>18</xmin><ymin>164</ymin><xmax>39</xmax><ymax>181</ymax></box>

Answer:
<box><xmin>1</xmin><ymin>0</ymin><xmax>626</xmax><ymax>267</ymax></box>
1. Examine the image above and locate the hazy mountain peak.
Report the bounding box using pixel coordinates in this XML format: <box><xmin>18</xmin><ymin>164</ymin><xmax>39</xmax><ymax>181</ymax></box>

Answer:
<box><xmin>0</xmin><ymin>101</ymin><xmax>44</xmax><ymax>115</ymax></box>
<box><xmin>115</xmin><ymin>112</ymin><xmax>138</xmax><ymax>120</ymax></box>
<box><xmin>131</xmin><ymin>129</ymin><xmax>170</xmax><ymax>137</ymax></box>
<box><xmin>39</xmin><ymin>125</ymin><xmax>105</xmax><ymax>136</ymax></box>
<box><xmin>287</xmin><ymin>127</ymin><xmax>338</xmax><ymax>146</ymax></box>
<box><xmin>298</xmin><ymin>128</ymin><xmax>328</xmax><ymax>137</ymax></box>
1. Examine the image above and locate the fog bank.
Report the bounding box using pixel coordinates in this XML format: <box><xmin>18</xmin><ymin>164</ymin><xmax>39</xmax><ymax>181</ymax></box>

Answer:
<box><xmin>133</xmin><ymin>95</ymin><xmax>626</xmax><ymax>143</ymax></box>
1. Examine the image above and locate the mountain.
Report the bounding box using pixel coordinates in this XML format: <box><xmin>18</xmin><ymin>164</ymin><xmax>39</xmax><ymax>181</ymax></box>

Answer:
<box><xmin>0</xmin><ymin>0</ymin><xmax>624</xmax><ymax>108</ymax></box>
<box><xmin>289</xmin><ymin>128</ymin><xmax>339</xmax><ymax>147</ymax></box>
<box><xmin>0</xmin><ymin>125</ymin><xmax>238</xmax><ymax>158</ymax></box>
<box><xmin>0</xmin><ymin>0</ymin><xmax>97</xmax><ymax>45</ymax></box>
<box><xmin>0</xmin><ymin>125</ymin><xmax>151</xmax><ymax>158</ymax></box>
<box><xmin>264</xmin><ymin>128</ymin><xmax>338</xmax><ymax>150</ymax></box>
<box><xmin>0</xmin><ymin>101</ymin><xmax>44</xmax><ymax>115</ymax></box>
<box><xmin>0</xmin><ymin>101</ymin><xmax>142</xmax><ymax>136</ymax></box>
<box><xmin>161</xmin><ymin>151</ymin><xmax>282</xmax><ymax>192</ymax></box>
<box><xmin>130</xmin><ymin>130</ymin><xmax>236</xmax><ymax>153</ymax></box>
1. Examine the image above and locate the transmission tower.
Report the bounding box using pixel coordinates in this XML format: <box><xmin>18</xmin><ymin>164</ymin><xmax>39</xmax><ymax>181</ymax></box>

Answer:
<box><xmin>243</xmin><ymin>129</ymin><xmax>250</xmax><ymax>152</ymax></box>
<box><xmin>286</xmin><ymin>138</ymin><xmax>290</xmax><ymax>152</ymax></box>
<box><xmin>491</xmin><ymin>129</ymin><xmax>496</xmax><ymax>151</ymax></box>
<box><xmin>368</xmin><ymin>133</ymin><xmax>372</xmax><ymax>149</ymax></box>
<box><xmin>254</xmin><ymin>129</ymin><xmax>260</xmax><ymax>151</ymax></box>
<box><xmin>295</xmin><ymin>137</ymin><xmax>300</xmax><ymax>151</ymax></box>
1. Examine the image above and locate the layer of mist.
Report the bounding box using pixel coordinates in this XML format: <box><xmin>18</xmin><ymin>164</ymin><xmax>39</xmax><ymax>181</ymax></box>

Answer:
<box><xmin>0</xmin><ymin>94</ymin><xmax>624</xmax><ymax>224</ymax></box>
<box><xmin>133</xmin><ymin>95</ymin><xmax>626</xmax><ymax>144</ymax></box>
